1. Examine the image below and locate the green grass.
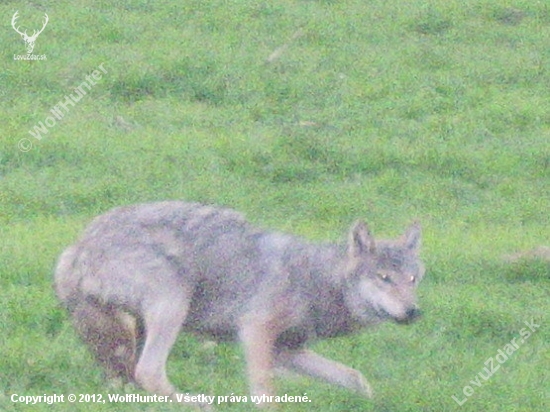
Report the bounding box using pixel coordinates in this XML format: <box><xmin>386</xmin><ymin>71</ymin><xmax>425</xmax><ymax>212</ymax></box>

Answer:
<box><xmin>1</xmin><ymin>0</ymin><xmax>548</xmax><ymax>410</ymax></box>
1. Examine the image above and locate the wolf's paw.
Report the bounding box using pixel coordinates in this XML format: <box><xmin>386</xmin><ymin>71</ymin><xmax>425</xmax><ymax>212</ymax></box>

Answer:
<box><xmin>349</xmin><ymin>370</ymin><xmax>374</xmax><ymax>399</ymax></box>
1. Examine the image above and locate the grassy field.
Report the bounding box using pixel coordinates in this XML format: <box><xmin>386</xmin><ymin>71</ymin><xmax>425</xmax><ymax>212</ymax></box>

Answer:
<box><xmin>1</xmin><ymin>0</ymin><xmax>548</xmax><ymax>410</ymax></box>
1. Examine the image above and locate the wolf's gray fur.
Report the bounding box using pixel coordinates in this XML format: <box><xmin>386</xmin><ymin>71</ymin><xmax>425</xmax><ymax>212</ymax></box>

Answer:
<box><xmin>55</xmin><ymin>201</ymin><xmax>425</xmax><ymax>407</ymax></box>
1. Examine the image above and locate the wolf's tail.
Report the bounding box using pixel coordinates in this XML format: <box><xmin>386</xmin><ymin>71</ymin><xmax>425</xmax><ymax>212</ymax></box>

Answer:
<box><xmin>72</xmin><ymin>299</ymin><xmax>139</xmax><ymax>381</ymax></box>
<box><xmin>54</xmin><ymin>245</ymin><xmax>139</xmax><ymax>381</ymax></box>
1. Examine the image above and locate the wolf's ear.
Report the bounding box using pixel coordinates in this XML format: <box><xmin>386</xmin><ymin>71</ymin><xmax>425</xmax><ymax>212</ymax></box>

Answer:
<box><xmin>348</xmin><ymin>220</ymin><xmax>376</xmax><ymax>258</ymax></box>
<box><xmin>403</xmin><ymin>221</ymin><xmax>421</xmax><ymax>252</ymax></box>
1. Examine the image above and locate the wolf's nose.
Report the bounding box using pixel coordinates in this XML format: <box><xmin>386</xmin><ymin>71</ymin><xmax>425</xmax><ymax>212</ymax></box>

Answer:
<box><xmin>406</xmin><ymin>307</ymin><xmax>422</xmax><ymax>320</ymax></box>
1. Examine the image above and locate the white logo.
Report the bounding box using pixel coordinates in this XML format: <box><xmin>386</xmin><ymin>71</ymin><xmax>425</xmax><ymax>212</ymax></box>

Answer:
<box><xmin>11</xmin><ymin>11</ymin><xmax>48</xmax><ymax>55</ymax></box>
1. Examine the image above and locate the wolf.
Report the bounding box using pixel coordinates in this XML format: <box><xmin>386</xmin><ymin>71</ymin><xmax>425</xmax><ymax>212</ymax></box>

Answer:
<box><xmin>54</xmin><ymin>201</ymin><xmax>425</xmax><ymax>408</ymax></box>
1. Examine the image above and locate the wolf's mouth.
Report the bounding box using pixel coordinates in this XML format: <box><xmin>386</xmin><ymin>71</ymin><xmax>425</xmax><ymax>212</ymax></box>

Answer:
<box><xmin>376</xmin><ymin>307</ymin><xmax>421</xmax><ymax>324</ymax></box>
<box><xmin>393</xmin><ymin>308</ymin><xmax>422</xmax><ymax>325</ymax></box>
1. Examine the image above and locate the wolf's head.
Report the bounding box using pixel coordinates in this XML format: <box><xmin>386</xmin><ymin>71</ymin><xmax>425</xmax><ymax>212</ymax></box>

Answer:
<box><xmin>343</xmin><ymin>221</ymin><xmax>424</xmax><ymax>325</ymax></box>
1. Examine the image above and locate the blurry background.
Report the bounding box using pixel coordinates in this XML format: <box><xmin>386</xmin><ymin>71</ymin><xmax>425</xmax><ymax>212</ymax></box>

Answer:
<box><xmin>0</xmin><ymin>1</ymin><xmax>548</xmax><ymax>410</ymax></box>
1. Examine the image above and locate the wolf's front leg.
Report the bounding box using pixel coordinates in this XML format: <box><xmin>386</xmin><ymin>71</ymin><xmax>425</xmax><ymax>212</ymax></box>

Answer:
<box><xmin>275</xmin><ymin>349</ymin><xmax>373</xmax><ymax>398</ymax></box>
<box><xmin>238</xmin><ymin>313</ymin><xmax>280</xmax><ymax>407</ymax></box>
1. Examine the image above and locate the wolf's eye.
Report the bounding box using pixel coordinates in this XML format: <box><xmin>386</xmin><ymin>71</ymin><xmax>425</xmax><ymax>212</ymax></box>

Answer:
<box><xmin>379</xmin><ymin>273</ymin><xmax>391</xmax><ymax>283</ymax></box>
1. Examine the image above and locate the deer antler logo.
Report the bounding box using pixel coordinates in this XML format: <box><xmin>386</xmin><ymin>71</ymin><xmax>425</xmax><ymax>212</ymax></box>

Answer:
<box><xmin>12</xmin><ymin>11</ymin><xmax>49</xmax><ymax>54</ymax></box>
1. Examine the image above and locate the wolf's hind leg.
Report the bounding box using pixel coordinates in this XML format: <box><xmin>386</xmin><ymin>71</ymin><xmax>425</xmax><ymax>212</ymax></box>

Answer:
<box><xmin>134</xmin><ymin>295</ymin><xmax>189</xmax><ymax>396</ymax></box>
<box><xmin>275</xmin><ymin>349</ymin><xmax>373</xmax><ymax>398</ymax></box>
<box><xmin>133</xmin><ymin>283</ymin><xmax>214</xmax><ymax>411</ymax></box>
<box><xmin>71</xmin><ymin>300</ymin><xmax>138</xmax><ymax>382</ymax></box>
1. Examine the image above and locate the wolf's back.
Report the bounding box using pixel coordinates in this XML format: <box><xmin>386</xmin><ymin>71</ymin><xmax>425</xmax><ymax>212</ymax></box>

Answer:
<box><xmin>52</xmin><ymin>202</ymin><xmax>257</xmax><ymax>309</ymax></box>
